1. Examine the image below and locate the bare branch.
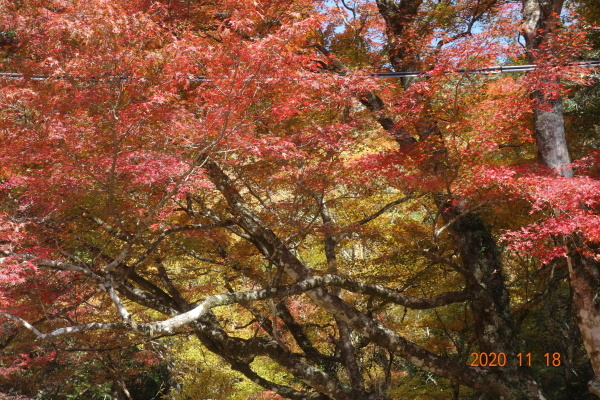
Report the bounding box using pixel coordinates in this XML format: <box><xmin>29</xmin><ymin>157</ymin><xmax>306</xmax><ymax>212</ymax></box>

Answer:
<box><xmin>0</xmin><ymin>274</ymin><xmax>470</xmax><ymax>341</ymax></box>
<box><xmin>0</xmin><ymin>312</ymin><xmax>124</xmax><ymax>341</ymax></box>
<box><xmin>102</xmin><ymin>278</ymin><xmax>132</xmax><ymax>323</ymax></box>
<box><xmin>36</xmin><ymin>258</ymin><xmax>96</xmax><ymax>278</ymax></box>
<box><xmin>131</xmin><ymin>220</ymin><xmax>235</xmax><ymax>268</ymax></box>
<box><xmin>156</xmin><ymin>260</ymin><xmax>188</xmax><ymax>309</ymax></box>
<box><xmin>434</xmin><ymin>200</ymin><xmax>488</xmax><ymax>237</ymax></box>
<box><xmin>0</xmin><ymin>312</ymin><xmax>45</xmax><ymax>337</ymax></box>
<box><xmin>85</xmin><ymin>211</ymin><xmax>132</xmax><ymax>241</ymax></box>
<box><xmin>351</xmin><ymin>196</ymin><xmax>413</xmax><ymax>227</ymax></box>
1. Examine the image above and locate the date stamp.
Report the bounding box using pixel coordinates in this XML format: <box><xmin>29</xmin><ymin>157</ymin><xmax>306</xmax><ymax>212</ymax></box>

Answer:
<box><xmin>469</xmin><ymin>352</ymin><xmax>561</xmax><ymax>367</ymax></box>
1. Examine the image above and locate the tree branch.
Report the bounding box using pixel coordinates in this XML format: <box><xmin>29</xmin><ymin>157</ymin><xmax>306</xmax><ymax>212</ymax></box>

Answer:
<box><xmin>351</xmin><ymin>195</ymin><xmax>413</xmax><ymax>227</ymax></box>
<box><xmin>0</xmin><ymin>274</ymin><xmax>471</xmax><ymax>342</ymax></box>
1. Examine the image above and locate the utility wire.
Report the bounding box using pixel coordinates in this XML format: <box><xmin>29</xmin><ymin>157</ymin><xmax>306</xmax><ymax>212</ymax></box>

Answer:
<box><xmin>370</xmin><ymin>60</ymin><xmax>600</xmax><ymax>78</ymax></box>
<box><xmin>0</xmin><ymin>60</ymin><xmax>598</xmax><ymax>82</ymax></box>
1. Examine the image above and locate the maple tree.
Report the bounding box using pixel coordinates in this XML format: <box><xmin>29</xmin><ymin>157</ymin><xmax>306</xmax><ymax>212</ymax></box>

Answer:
<box><xmin>0</xmin><ymin>0</ymin><xmax>598</xmax><ymax>399</ymax></box>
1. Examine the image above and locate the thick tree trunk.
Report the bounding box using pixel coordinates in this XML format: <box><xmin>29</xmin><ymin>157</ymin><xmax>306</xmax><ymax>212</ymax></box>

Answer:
<box><xmin>522</xmin><ymin>0</ymin><xmax>600</xmax><ymax>395</ymax></box>
<box><xmin>568</xmin><ymin>255</ymin><xmax>600</xmax><ymax>396</ymax></box>
<box><xmin>438</xmin><ymin>200</ymin><xmax>546</xmax><ymax>400</ymax></box>
<box><xmin>531</xmin><ymin>92</ymin><xmax>573</xmax><ymax>177</ymax></box>
<box><xmin>377</xmin><ymin>8</ymin><xmax>543</xmax><ymax>395</ymax></box>
<box><xmin>522</xmin><ymin>0</ymin><xmax>572</xmax><ymax>177</ymax></box>
<box><xmin>361</xmin><ymin>2</ymin><xmax>547</xmax><ymax>397</ymax></box>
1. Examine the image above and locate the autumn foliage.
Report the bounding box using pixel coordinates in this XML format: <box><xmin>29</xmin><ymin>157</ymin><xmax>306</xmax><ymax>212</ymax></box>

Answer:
<box><xmin>0</xmin><ymin>0</ymin><xmax>598</xmax><ymax>399</ymax></box>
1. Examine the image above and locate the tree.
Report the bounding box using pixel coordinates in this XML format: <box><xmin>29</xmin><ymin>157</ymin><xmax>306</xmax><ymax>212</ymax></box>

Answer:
<box><xmin>521</xmin><ymin>0</ymin><xmax>600</xmax><ymax>394</ymax></box>
<box><xmin>0</xmin><ymin>0</ymin><xmax>597</xmax><ymax>399</ymax></box>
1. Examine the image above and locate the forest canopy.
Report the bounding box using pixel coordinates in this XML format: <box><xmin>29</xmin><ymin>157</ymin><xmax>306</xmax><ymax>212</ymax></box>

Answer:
<box><xmin>0</xmin><ymin>0</ymin><xmax>599</xmax><ymax>399</ymax></box>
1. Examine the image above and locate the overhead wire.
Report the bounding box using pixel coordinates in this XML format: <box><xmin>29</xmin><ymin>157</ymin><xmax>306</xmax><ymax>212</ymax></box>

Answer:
<box><xmin>0</xmin><ymin>60</ymin><xmax>598</xmax><ymax>82</ymax></box>
<box><xmin>369</xmin><ymin>60</ymin><xmax>600</xmax><ymax>78</ymax></box>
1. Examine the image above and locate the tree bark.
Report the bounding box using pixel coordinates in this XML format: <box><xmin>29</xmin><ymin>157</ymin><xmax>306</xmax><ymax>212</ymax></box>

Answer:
<box><xmin>436</xmin><ymin>199</ymin><xmax>545</xmax><ymax>399</ymax></box>
<box><xmin>204</xmin><ymin>160</ymin><xmax>547</xmax><ymax>399</ymax></box>
<box><xmin>531</xmin><ymin>94</ymin><xmax>573</xmax><ymax>177</ymax></box>
<box><xmin>522</xmin><ymin>0</ymin><xmax>600</xmax><ymax>395</ymax></box>
<box><xmin>522</xmin><ymin>0</ymin><xmax>573</xmax><ymax>177</ymax></box>
<box><xmin>367</xmin><ymin>2</ymin><xmax>547</xmax><ymax>397</ymax></box>
<box><xmin>568</xmin><ymin>253</ymin><xmax>600</xmax><ymax>396</ymax></box>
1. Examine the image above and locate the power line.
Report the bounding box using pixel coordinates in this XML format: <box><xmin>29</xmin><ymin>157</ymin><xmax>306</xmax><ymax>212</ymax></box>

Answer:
<box><xmin>369</xmin><ymin>60</ymin><xmax>600</xmax><ymax>78</ymax></box>
<box><xmin>0</xmin><ymin>60</ymin><xmax>598</xmax><ymax>83</ymax></box>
